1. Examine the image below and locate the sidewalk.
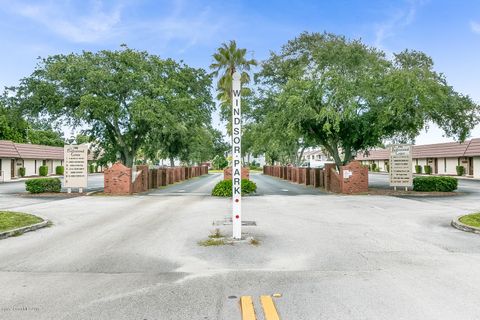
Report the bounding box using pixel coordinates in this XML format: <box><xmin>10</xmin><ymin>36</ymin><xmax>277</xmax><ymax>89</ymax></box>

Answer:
<box><xmin>369</xmin><ymin>171</ymin><xmax>480</xmax><ymax>181</ymax></box>
<box><xmin>0</xmin><ymin>173</ymin><xmax>103</xmax><ymax>184</ymax></box>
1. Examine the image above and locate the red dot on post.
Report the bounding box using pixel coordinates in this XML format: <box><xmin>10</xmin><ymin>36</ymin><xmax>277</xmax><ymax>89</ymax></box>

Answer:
<box><xmin>235</xmin><ymin>199</ymin><xmax>239</xmax><ymax>203</ymax></box>
<box><xmin>235</xmin><ymin>215</ymin><xmax>239</xmax><ymax>219</ymax></box>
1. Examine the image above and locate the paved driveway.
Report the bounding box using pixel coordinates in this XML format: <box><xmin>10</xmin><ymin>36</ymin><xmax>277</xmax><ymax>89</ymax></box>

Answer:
<box><xmin>0</xmin><ymin>173</ymin><xmax>479</xmax><ymax>319</ymax></box>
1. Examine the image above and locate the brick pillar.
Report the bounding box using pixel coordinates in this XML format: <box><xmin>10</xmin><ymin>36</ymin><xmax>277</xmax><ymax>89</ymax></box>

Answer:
<box><xmin>324</xmin><ymin>163</ymin><xmax>336</xmax><ymax>191</ymax></box>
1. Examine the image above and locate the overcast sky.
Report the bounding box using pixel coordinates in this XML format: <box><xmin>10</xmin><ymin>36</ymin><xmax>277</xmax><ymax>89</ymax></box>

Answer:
<box><xmin>0</xmin><ymin>0</ymin><xmax>479</xmax><ymax>145</ymax></box>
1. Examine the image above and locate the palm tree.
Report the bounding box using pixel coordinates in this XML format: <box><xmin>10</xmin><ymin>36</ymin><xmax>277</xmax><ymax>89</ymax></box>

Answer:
<box><xmin>210</xmin><ymin>40</ymin><xmax>257</xmax><ymax>105</ymax></box>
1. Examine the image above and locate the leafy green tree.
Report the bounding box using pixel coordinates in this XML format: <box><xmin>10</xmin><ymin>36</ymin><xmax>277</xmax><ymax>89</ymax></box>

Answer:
<box><xmin>11</xmin><ymin>46</ymin><xmax>213</xmax><ymax>167</ymax></box>
<box><xmin>255</xmin><ymin>32</ymin><xmax>479</xmax><ymax>168</ymax></box>
<box><xmin>0</xmin><ymin>101</ymin><xmax>28</xmax><ymax>142</ymax></box>
<box><xmin>27</xmin><ymin>128</ymin><xmax>64</xmax><ymax>146</ymax></box>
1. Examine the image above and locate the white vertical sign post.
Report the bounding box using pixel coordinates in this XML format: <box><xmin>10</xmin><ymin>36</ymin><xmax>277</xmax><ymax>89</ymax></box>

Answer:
<box><xmin>389</xmin><ymin>144</ymin><xmax>413</xmax><ymax>191</ymax></box>
<box><xmin>64</xmin><ymin>144</ymin><xmax>88</xmax><ymax>193</ymax></box>
<box><xmin>232</xmin><ymin>72</ymin><xmax>242</xmax><ymax>239</ymax></box>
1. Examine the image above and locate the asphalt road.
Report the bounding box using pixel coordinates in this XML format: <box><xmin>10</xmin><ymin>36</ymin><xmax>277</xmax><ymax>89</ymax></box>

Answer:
<box><xmin>0</xmin><ymin>173</ymin><xmax>480</xmax><ymax>319</ymax></box>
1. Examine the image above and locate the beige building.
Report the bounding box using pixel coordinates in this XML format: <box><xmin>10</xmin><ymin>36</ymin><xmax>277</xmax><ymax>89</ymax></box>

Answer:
<box><xmin>0</xmin><ymin>140</ymin><xmax>65</xmax><ymax>182</ymax></box>
<box><xmin>356</xmin><ymin>138</ymin><xmax>480</xmax><ymax>178</ymax></box>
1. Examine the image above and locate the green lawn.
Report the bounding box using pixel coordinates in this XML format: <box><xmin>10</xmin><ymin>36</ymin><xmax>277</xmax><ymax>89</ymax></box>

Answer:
<box><xmin>0</xmin><ymin>211</ymin><xmax>44</xmax><ymax>232</ymax></box>
<box><xmin>459</xmin><ymin>213</ymin><xmax>480</xmax><ymax>228</ymax></box>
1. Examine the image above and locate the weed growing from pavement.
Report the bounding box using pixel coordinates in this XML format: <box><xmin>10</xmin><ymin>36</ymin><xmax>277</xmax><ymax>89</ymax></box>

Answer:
<box><xmin>208</xmin><ymin>228</ymin><xmax>224</xmax><ymax>239</ymax></box>
<box><xmin>198</xmin><ymin>238</ymin><xmax>227</xmax><ymax>246</ymax></box>
<box><xmin>249</xmin><ymin>238</ymin><xmax>260</xmax><ymax>246</ymax></box>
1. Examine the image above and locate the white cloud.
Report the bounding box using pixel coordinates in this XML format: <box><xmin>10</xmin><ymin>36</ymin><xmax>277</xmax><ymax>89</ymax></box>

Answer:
<box><xmin>2</xmin><ymin>0</ymin><xmax>123</xmax><ymax>43</ymax></box>
<box><xmin>374</xmin><ymin>0</ymin><xmax>427</xmax><ymax>50</ymax></box>
<box><xmin>0</xmin><ymin>0</ymin><xmax>225</xmax><ymax>48</ymax></box>
<box><xmin>471</xmin><ymin>21</ymin><xmax>480</xmax><ymax>34</ymax></box>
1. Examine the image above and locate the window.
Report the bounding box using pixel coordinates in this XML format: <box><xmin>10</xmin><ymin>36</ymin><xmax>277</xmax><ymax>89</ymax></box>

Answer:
<box><xmin>0</xmin><ymin>159</ymin><xmax>2</xmax><ymax>173</ymax></box>
<box><xmin>35</xmin><ymin>160</ymin><xmax>37</xmax><ymax>173</ymax></box>
<box><xmin>444</xmin><ymin>158</ymin><xmax>446</xmax><ymax>172</ymax></box>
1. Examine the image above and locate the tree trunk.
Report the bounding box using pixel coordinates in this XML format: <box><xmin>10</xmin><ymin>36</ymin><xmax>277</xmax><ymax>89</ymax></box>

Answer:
<box><xmin>121</xmin><ymin>151</ymin><xmax>134</xmax><ymax>168</ymax></box>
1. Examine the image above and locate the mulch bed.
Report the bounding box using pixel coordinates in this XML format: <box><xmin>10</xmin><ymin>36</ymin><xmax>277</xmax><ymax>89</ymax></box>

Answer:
<box><xmin>361</xmin><ymin>188</ymin><xmax>461</xmax><ymax>197</ymax></box>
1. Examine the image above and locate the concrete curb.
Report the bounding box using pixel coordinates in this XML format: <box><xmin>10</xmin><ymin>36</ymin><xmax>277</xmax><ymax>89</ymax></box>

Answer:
<box><xmin>451</xmin><ymin>216</ymin><xmax>480</xmax><ymax>235</ymax></box>
<box><xmin>0</xmin><ymin>219</ymin><xmax>50</xmax><ymax>240</ymax></box>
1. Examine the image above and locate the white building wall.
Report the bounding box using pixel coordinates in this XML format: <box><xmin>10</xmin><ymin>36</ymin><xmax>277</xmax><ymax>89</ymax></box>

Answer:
<box><xmin>0</xmin><ymin>158</ymin><xmax>12</xmax><ymax>182</ymax></box>
<box><xmin>23</xmin><ymin>159</ymin><xmax>36</xmax><ymax>176</ymax></box>
<box><xmin>445</xmin><ymin>158</ymin><xmax>458</xmax><ymax>175</ymax></box>
<box><xmin>473</xmin><ymin>157</ymin><xmax>480</xmax><ymax>178</ymax></box>
<box><xmin>438</xmin><ymin>158</ymin><xmax>446</xmax><ymax>174</ymax></box>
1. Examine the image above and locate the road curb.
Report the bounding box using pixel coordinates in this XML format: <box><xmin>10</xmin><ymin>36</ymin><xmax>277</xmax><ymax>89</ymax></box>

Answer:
<box><xmin>0</xmin><ymin>219</ymin><xmax>50</xmax><ymax>240</ymax></box>
<box><xmin>451</xmin><ymin>216</ymin><xmax>480</xmax><ymax>235</ymax></box>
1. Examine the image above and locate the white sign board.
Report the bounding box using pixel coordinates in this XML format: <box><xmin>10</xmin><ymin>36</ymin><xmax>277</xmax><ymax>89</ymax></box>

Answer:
<box><xmin>389</xmin><ymin>144</ymin><xmax>412</xmax><ymax>187</ymax></box>
<box><xmin>232</xmin><ymin>72</ymin><xmax>242</xmax><ymax>240</ymax></box>
<box><xmin>64</xmin><ymin>144</ymin><xmax>88</xmax><ymax>189</ymax></box>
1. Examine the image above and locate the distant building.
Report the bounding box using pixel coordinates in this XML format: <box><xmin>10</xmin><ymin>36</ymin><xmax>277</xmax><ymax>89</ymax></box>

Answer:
<box><xmin>0</xmin><ymin>140</ymin><xmax>95</xmax><ymax>182</ymax></box>
<box><xmin>300</xmin><ymin>147</ymin><xmax>332</xmax><ymax>167</ymax></box>
<box><xmin>355</xmin><ymin>138</ymin><xmax>480</xmax><ymax>178</ymax></box>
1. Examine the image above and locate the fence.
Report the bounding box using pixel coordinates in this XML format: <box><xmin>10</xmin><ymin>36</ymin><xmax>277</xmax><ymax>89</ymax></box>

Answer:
<box><xmin>263</xmin><ymin>161</ymin><xmax>368</xmax><ymax>194</ymax></box>
<box><xmin>104</xmin><ymin>163</ymin><xmax>208</xmax><ymax>195</ymax></box>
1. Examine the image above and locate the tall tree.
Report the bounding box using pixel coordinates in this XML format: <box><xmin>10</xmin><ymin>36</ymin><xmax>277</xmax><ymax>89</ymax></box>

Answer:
<box><xmin>255</xmin><ymin>32</ymin><xmax>479</xmax><ymax>168</ymax></box>
<box><xmin>11</xmin><ymin>46</ymin><xmax>213</xmax><ymax>167</ymax></box>
<box><xmin>210</xmin><ymin>40</ymin><xmax>257</xmax><ymax>122</ymax></box>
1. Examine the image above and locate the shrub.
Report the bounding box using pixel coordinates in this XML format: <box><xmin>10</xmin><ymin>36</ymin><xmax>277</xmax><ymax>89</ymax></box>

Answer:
<box><xmin>25</xmin><ymin>178</ymin><xmax>61</xmax><ymax>193</ymax></box>
<box><xmin>39</xmin><ymin>165</ymin><xmax>48</xmax><ymax>176</ymax></box>
<box><xmin>386</xmin><ymin>164</ymin><xmax>390</xmax><ymax>173</ymax></box>
<box><xmin>415</xmin><ymin>165</ymin><xmax>422</xmax><ymax>174</ymax></box>
<box><xmin>212</xmin><ymin>155</ymin><xmax>228</xmax><ymax>170</ymax></box>
<box><xmin>456</xmin><ymin>165</ymin><xmax>465</xmax><ymax>176</ymax></box>
<box><xmin>18</xmin><ymin>167</ymin><xmax>26</xmax><ymax>177</ymax></box>
<box><xmin>424</xmin><ymin>165</ymin><xmax>432</xmax><ymax>175</ymax></box>
<box><xmin>371</xmin><ymin>163</ymin><xmax>377</xmax><ymax>171</ymax></box>
<box><xmin>55</xmin><ymin>166</ymin><xmax>64</xmax><ymax>175</ymax></box>
<box><xmin>89</xmin><ymin>164</ymin><xmax>95</xmax><ymax>173</ymax></box>
<box><xmin>212</xmin><ymin>179</ymin><xmax>257</xmax><ymax>197</ymax></box>
<box><xmin>413</xmin><ymin>176</ymin><xmax>458</xmax><ymax>192</ymax></box>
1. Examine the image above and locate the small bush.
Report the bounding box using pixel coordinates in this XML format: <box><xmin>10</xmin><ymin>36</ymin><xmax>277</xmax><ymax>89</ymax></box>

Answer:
<box><xmin>424</xmin><ymin>165</ymin><xmax>432</xmax><ymax>175</ymax></box>
<box><xmin>413</xmin><ymin>176</ymin><xmax>458</xmax><ymax>192</ymax></box>
<box><xmin>456</xmin><ymin>165</ymin><xmax>465</xmax><ymax>176</ymax></box>
<box><xmin>39</xmin><ymin>165</ymin><xmax>48</xmax><ymax>176</ymax></box>
<box><xmin>25</xmin><ymin>178</ymin><xmax>61</xmax><ymax>193</ymax></box>
<box><xmin>415</xmin><ymin>165</ymin><xmax>422</xmax><ymax>174</ymax></box>
<box><xmin>55</xmin><ymin>166</ymin><xmax>64</xmax><ymax>175</ymax></box>
<box><xmin>18</xmin><ymin>167</ymin><xmax>26</xmax><ymax>177</ymax></box>
<box><xmin>89</xmin><ymin>164</ymin><xmax>95</xmax><ymax>173</ymax></box>
<box><xmin>371</xmin><ymin>163</ymin><xmax>377</xmax><ymax>171</ymax></box>
<box><xmin>212</xmin><ymin>179</ymin><xmax>257</xmax><ymax>197</ymax></box>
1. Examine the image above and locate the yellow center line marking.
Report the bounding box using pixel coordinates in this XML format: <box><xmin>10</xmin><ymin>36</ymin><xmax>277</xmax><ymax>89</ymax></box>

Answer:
<box><xmin>240</xmin><ymin>296</ymin><xmax>256</xmax><ymax>320</ymax></box>
<box><xmin>260</xmin><ymin>295</ymin><xmax>280</xmax><ymax>320</ymax></box>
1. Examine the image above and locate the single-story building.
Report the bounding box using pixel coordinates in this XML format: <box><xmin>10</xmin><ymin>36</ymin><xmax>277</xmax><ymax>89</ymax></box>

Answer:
<box><xmin>0</xmin><ymin>140</ymin><xmax>97</xmax><ymax>182</ymax></box>
<box><xmin>356</xmin><ymin>138</ymin><xmax>480</xmax><ymax>178</ymax></box>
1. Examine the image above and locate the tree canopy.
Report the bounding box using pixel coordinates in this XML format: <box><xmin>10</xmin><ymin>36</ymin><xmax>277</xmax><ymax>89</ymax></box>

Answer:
<box><xmin>11</xmin><ymin>46</ymin><xmax>214</xmax><ymax>167</ymax></box>
<box><xmin>254</xmin><ymin>32</ymin><xmax>479</xmax><ymax>167</ymax></box>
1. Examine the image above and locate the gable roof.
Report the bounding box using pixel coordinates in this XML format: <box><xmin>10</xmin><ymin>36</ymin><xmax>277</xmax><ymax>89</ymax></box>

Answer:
<box><xmin>356</xmin><ymin>138</ymin><xmax>480</xmax><ymax>160</ymax></box>
<box><xmin>0</xmin><ymin>140</ymin><xmax>19</xmax><ymax>158</ymax></box>
<box><xmin>13</xmin><ymin>142</ymin><xmax>64</xmax><ymax>160</ymax></box>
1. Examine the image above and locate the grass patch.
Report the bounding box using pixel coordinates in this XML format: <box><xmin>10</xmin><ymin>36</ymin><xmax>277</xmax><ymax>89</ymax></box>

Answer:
<box><xmin>209</xmin><ymin>170</ymin><xmax>224</xmax><ymax>173</ymax></box>
<box><xmin>0</xmin><ymin>211</ymin><xmax>43</xmax><ymax>232</ymax></box>
<box><xmin>198</xmin><ymin>238</ymin><xmax>226</xmax><ymax>246</ymax></box>
<box><xmin>459</xmin><ymin>213</ymin><xmax>480</xmax><ymax>228</ymax></box>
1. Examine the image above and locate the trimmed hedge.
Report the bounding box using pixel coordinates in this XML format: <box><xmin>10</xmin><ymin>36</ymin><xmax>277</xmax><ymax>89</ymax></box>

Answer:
<box><xmin>89</xmin><ymin>164</ymin><xmax>95</xmax><ymax>173</ymax></box>
<box><xmin>424</xmin><ymin>165</ymin><xmax>432</xmax><ymax>175</ymax></box>
<box><xmin>212</xmin><ymin>179</ymin><xmax>257</xmax><ymax>197</ymax></box>
<box><xmin>18</xmin><ymin>167</ymin><xmax>26</xmax><ymax>177</ymax></box>
<box><xmin>55</xmin><ymin>166</ymin><xmax>64</xmax><ymax>175</ymax></box>
<box><xmin>39</xmin><ymin>165</ymin><xmax>48</xmax><ymax>176</ymax></box>
<box><xmin>25</xmin><ymin>178</ymin><xmax>61</xmax><ymax>193</ymax></box>
<box><xmin>413</xmin><ymin>176</ymin><xmax>458</xmax><ymax>192</ymax></box>
<box><xmin>415</xmin><ymin>165</ymin><xmax>422</xmax><ymax>174</ymax></box>
<box><xmin>456</xmin><ymin>165</ymin><xmax>465</xmax><ymax>176</ymax></box>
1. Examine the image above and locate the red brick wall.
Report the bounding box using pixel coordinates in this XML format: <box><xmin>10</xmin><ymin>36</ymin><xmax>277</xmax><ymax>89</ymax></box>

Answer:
<box><xmin>104</xmin><ymin>162</ymin><xmax>133</xmax><ymax>194</ymax></box>
<box><xmin>224</xmin><ymin>167</ymin><xmax>250</xmax><ymax>180</ymax></box>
